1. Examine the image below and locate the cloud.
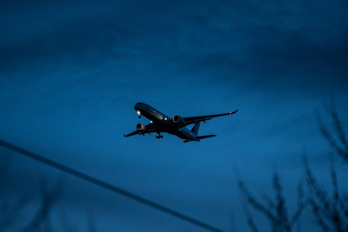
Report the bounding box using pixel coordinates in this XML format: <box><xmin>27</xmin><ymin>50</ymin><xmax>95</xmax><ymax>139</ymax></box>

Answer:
<box><xmin>165</xmin><ymin>0</ymin><xmax>348</xmax><ymax>97</ymax></box>
<box><xmin>1</xmin><ymin>0</ymin><xmax>347</xmax><ymax>114</ymax></box>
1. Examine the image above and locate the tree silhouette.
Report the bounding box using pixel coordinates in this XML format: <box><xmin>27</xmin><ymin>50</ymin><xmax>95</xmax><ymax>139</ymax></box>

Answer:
<box><xmin>0</xmin><ymin>150</ymin><xmax>98</xmax><ymax>232</ymax></box>
<box><xmin>239</xmin><ymin>101</ymin><xmax>348</xmax><ymax>232</ymax></box>
<box><xmin>316</xmin><ymin>97</ymin><xmax>348</xmax><ymax>162</ymax></box>
<box><xmin>304</xmin><ymin>156</ymin><xmax>348</xmax><ymax>232</ymax></box>
<box><xmin>0</xmin><ymin>157</ymin><xmax>64</xmax><ymax>231</ymax></box>
<box><xmin>21</xmin><ymin>178</ymin><xmax>65</xmax><ymax>232</ymax></box>
<box><xmin>238</xmin><ymin>168</ymin><xmax>307</xmax><ymax>232</ymax></box>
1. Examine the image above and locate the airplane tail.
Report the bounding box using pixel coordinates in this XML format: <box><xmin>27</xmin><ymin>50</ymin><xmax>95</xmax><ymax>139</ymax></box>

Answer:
<box><xmin>191</xmin><ymin>122</ymin><xmax>200</xmax><ymax>136</ymax></box>
<box><xmin>183</xmin><ymin>122</ymin><xmax>216</xmax><ymax>143</ymax></box>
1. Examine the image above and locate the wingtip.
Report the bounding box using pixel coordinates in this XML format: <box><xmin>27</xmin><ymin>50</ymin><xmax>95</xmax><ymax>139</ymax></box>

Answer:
<box><xmin>230</xmin><ymin>109</ymin><xmax>238</xmax><ymax>114</ymax></box>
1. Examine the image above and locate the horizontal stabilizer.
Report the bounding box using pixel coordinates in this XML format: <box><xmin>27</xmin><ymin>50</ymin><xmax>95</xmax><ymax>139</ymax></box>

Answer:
<box><xmin>183</xmin><ymin>140</ymin><xmax>195</xmax><ymax>143</ymax></box>
<box><xmin>183</xmin><ymin>135</ymin><xmax>216</xmax><ymax>143</ymax></box>
<box><xmin>196</xmin><ymin>135</ymin><xmax>216</xmax><ymax>139</ymax></box>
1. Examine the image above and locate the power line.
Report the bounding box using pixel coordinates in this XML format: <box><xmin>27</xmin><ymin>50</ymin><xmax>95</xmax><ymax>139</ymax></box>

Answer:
<box><xmin>0</xmin><ymin>139</ymin><xmax>224</xmax><ymax>232</ymax></box>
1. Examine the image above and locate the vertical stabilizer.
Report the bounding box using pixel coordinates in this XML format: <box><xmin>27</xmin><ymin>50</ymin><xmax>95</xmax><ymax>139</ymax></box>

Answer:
<box><xmin>191</xmin><ymin>122</ymin><xmax>200</xmax><ymax>136</ymax></box>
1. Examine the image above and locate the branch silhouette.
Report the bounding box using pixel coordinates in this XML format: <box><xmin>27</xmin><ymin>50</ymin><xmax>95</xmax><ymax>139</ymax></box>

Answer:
<box><xmin>0</xmin><ymin>150</ymin><xmax>98</xmax><ymax>232</ymax></box>
<box><xmin>238</xmin><ymin>168</ymin><xmax>307</xmax><ymax>232</ymax></box>
<box><xmin>316</xmin><ymin>97</ymin><xmax>348</xmax><ymax>162</ymax></box>
<box><xmin>304</xmin><ymin>157</ymin><xmax>348</xmax><ymax>232</ymax></box>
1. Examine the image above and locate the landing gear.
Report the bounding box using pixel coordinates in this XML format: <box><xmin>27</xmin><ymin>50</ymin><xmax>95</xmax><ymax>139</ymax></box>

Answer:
<box><xmin>138</xmin><ymin>115</ymin><xmax>141</xmax><ymax>118</ymax></box>
<box><xmin>156</xmin><ymin>133</ymin><xmax>163</xmax><ymax>139</ymax></box>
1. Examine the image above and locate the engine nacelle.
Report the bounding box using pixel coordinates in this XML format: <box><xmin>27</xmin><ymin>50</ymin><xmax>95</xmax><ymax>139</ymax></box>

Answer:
<box><xmin>173</xmin><ymin>115</ymin><xmax>185</xmax><ymax>127</ymax></box>
<box><xmin>136</xmin><ymin>123</ymin><xmax>146</xmax><ymax>131</ymax></box>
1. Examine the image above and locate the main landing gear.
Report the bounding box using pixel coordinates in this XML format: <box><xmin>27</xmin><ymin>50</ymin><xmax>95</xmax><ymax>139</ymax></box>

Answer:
<box><xmin>156</xmin><ymin>133</ymin><xmax>163</xmax><ymax>139</ymax></box>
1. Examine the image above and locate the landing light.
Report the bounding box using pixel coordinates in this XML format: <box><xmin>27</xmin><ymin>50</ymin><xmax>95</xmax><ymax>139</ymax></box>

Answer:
<box><xmin>137</xmin><ymin>110</ymin><xmax>141</xmax><ymax>115</ymax></box>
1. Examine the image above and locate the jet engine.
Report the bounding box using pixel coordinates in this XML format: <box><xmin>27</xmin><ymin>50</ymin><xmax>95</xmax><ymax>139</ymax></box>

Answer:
<box><xmin>136</xmin><ymin>123</ymin><xmax>146</xmax><ymax>131</ymax></box>
<box><xmin>173</xmin><ymin>115</ymin><xmax>185</xmax><ymax>127</ymax></box>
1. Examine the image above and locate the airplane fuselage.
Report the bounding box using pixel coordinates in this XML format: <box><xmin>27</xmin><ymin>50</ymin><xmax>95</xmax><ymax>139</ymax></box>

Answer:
<box><xmin>134</xmin><ymin>102</ymin><xmax>198</xmax><ymax>140</ymax></box>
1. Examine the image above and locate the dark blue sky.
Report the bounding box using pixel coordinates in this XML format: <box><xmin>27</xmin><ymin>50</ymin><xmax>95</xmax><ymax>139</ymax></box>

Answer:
<box><xmin>1</xmin><ymin>0</ymin><xmax>348</xmax><ymax>231</ymax></box>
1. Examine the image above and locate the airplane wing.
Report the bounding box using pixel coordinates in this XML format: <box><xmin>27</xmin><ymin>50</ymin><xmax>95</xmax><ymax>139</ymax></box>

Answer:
<box><xmin>183</xmin><ymin>110</ymin><xmax>238</xmax><ymax>126</ymax></box>
<box><xmin>124</xmin><ymin>129</ymin><xmax>157</xmax><ymax>137</ymax></box>
<box><xmin>124</xmin><ymin>130</ymin><xmax>140</xmax><ymax>137</ymax></box>
<box><xmin>124</xmin><ymin>123</ymin><xmax>157</xmax><ymax>137</ymax></box>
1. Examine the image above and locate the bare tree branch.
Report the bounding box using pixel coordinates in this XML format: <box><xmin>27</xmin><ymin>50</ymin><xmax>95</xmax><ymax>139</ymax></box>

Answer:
<box><xmin>21</xmin><ymin>177</ymin><xmax>66</xmax><ymax>232</ymax></box>
<box><xmin>238</xmin><ymin>169</ymin><xmax>306</xmax><ymax>232</ymax></box>
<box><xmin>327</xmin><ymin>97</ymin><xmax>348</xmax><ymax>151</ymax></box>
<box><xmin>316</xmin><ymin>97</ymin><xmax>348</xmax><ymax>162</ymax></box>
<box><xmin>305</xmin><ymin>157</ymin><xmax>348</xmax><ymax>232</ymax></box>
<box><xmin>238</xmin><ymin>180</ymin><xmax>276</xmax><ymax>223</ymax></box>
<box><xmin>242</xmin><ymin>198</ymin><xmax>260</xmax><ymax>232</ymax></box>
<box><xmin>290</xmin><ymin>181</ymin><xmax>307</xmax><ymax>227</ymax></box>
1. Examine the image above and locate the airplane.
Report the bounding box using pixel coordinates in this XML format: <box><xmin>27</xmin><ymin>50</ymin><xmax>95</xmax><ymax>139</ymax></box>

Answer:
<box><xmin>124</xmin><ymin>102</ymin><xmax>238</xmax><ymax>143</ymax></box>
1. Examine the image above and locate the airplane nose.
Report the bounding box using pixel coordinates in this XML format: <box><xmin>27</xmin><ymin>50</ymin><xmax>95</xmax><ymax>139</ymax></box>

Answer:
<box><xmin>134</xmin><ymin>102</ymin><xmax>141</xmax><ymax>110</ymax></box>
<box><xmin>134</xmin><ymin>103</ymin><xmax>143</xmax><ymax>118</ymax></box>
<box><xmin>135</xmin><ymin>102</ymin><xmax>146</xmax><ymax>110</ymax></box>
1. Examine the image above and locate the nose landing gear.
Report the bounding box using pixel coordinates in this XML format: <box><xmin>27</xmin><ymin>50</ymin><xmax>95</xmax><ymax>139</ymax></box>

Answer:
<box><xmin>156</xmin><ymin>133</ymin><xmax>163</xmax><ymax>139</ymax></box>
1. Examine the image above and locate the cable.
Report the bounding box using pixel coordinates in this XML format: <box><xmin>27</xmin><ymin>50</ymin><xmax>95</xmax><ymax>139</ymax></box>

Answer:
<box><xmin>0</xmin><ymin>139</ymin><xmax>224</xmax><ymax>232</ymax></box>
